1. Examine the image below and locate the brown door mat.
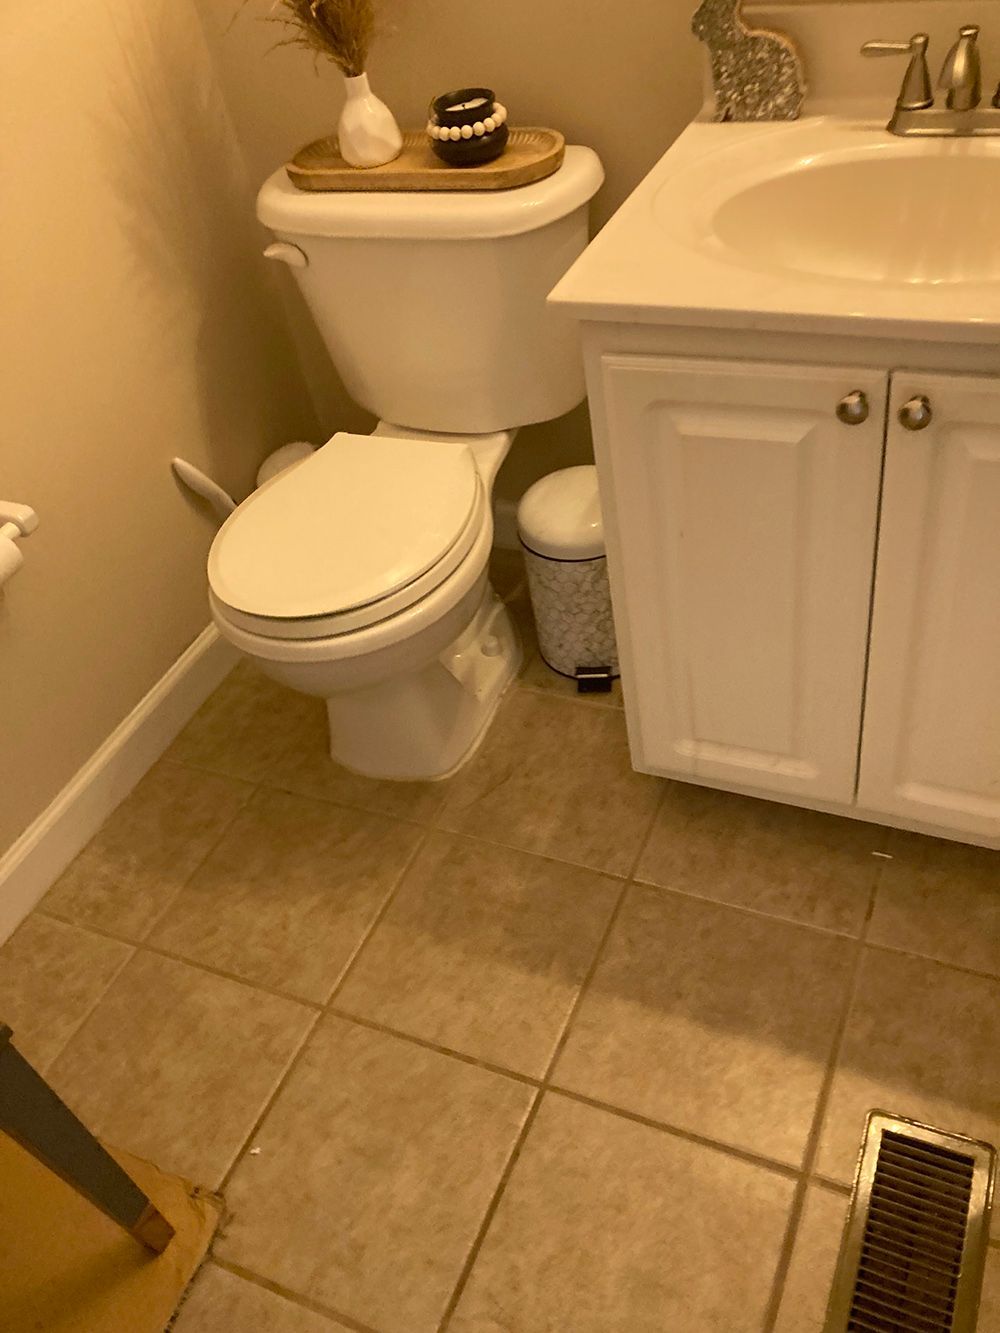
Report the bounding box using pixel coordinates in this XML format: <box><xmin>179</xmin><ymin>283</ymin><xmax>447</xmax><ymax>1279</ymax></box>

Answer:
<box><xmin>0</xmin><ymin>1134</ymin><xmax>220</xmax><ymax>1333</ymax></box>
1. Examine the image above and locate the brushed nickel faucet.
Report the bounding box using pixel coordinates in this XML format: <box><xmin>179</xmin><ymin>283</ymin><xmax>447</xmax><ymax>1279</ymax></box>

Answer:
<box><xmin>862</xmin><ymin>23</ymin><xmax>1000</xmax><ymax>135</ymax></box>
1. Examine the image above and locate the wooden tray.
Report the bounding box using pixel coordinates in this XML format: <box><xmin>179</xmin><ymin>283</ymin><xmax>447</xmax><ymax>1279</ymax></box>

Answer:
<box><xmin>286</xmin><ymin>127</ymin><xmax>565</xmax><ymax>193</ymax></box>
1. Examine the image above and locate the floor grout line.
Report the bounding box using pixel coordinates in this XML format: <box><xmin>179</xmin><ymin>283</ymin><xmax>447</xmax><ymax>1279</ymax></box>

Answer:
<box><xmin>256</xmin><ymin>778</ymin><xmax>435</xmax><ymax>833</ymax></box>
<box><xmin>632</xmin><ymin>871</ymin><xmax>873</xmax><ymax>942</ymax></box>
<box><xmin>215</xmin><ymin>1007</ymin><xmax>323</xmax><ymax>1196</ymax></box>
<box><xmin>29</xmin><ymin>929</ymin><xmax>137</xmax><ymax>1077</ymax></box>
<box><xmin>323</xmin><ymin>828</ymin><xmax>437</xmax><ymax>1007</ymax></box>
<box><xmin>806</xmin><ymin>1172</ymin><xmax>854</xmax><ymax>1195</ymax></box>
<box><xmin>862</xmin><ymin>937</ymin><xmax>1000</xmax><ymax>985</ymax></box>
<box><xmin>36</xmin><ymin>910</ymin><xmax>327</xmax><ymax>1014</ymax></box>
<box><xmin>315</xmin><ymin>1002</ymin><xmax>812</xmax><ymax>1186</ymax></box>
<box><xmin>434</xmin><ymin>1087</ymin><xmax>545</xmax><ymax>1333</ymax></box>
<box><xmin>434</xmin><ymin>782</ymin><xmax>668</xmax><ymax>1332</ymax></box>
<box><xmin>324</xmin><ymin>1007</ymin><xmax>543</xmax><ymax>1088</ymax></box>
<box><xmin>35</xmin><ymin>768</ymin><xmax>260</xmax><ymax>965</ymax></box>
<box><xmin>420</xmin><ymin>823</ymin><xmax>638</xmax><ymax>882</ymax></box>
<box><xmin>543</xmin><ymin>1085</ymin><xmax>804</xmax><ymax>1184</ymax></box>
<box><xmin>134</xmin><ymin>775</ymin><xmax>261</xmax><ymax>944</ymax></box>
<box><xmin>759</xmin><ymin>861</ymin><xmax>887</xmax><ymax>1332</ymax></box>
<box><xmin>208</xmin><ymin>1257</ymin><xmax>382</xmax><ymax>1332</ymax></box>
<box><xmin>213</xmin><ymin>826</ymin><xmax>435</xmax><ymax>1201</ymax></box>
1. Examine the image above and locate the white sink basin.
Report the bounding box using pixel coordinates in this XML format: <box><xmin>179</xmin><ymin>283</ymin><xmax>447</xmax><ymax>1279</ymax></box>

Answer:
<box><xmin>551</xmin><ymin>114</ymin><xmax>1000</xmax><ymax>340</ymax></box>
<box><xmin>710</xmin><ymin>155</ymin><xmax>1000</xmax><ymax>286</ymax></box>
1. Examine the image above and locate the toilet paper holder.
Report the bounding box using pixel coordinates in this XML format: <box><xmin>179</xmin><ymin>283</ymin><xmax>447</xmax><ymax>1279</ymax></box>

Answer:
<box><xmin>0</xmin><ymin>501</ymin><xmax>39</xmax><ymax>591</ymax></box>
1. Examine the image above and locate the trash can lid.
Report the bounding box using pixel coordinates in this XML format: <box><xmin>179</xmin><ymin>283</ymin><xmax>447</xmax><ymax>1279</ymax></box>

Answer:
<box><xmin>517</xmin><ymin>464</ymin><xmax>605</xmax><ymax>561</ymax></box>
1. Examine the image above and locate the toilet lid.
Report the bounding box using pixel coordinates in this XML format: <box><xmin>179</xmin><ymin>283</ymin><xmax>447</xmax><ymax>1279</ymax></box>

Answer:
<box><xmin>209</xmin><ymin>433</ymin><xmax>481</xmax><ymax>622</ymax></box>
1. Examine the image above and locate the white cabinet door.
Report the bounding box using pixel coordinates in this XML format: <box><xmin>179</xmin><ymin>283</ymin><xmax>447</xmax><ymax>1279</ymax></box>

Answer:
<box><xmin>599</xmin><ymin>354</ymin><xmax>886</xmax><ymax>803</ymax></box>
<box><xmin>858</xmin><ymin>371</ymin><xmax>1000</xmax><ymax>844</ymax></box>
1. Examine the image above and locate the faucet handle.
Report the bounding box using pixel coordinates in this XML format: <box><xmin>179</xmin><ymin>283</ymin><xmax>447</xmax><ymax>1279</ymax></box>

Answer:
<box><xmin>861</xmin><ymin>32</ymin><xmax>933</xmax><ymax>110</ymax></box>
<box><xmin>939</xmin><ymin>24</ymin><xmax>981</xmax><ymax>110</ymax></box>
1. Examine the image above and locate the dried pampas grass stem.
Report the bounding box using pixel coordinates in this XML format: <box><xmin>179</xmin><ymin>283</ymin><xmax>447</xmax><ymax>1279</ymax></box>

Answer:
<box><xmin>271</xmin><ymin>0</ymin><xmax>378</xmax><ymax>78</ymax></box>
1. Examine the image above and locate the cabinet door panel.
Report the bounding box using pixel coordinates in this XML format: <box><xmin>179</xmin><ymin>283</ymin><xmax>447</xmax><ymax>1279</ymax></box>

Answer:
<box><xmin>858</xmin><ymin>372</ymin><xmax>1000</xmax><ymax>843</ymax></box>
<box><xmin>600</xmin><ymin>354</ymin><xmax>886</xmax><ymax>803</ymax></box>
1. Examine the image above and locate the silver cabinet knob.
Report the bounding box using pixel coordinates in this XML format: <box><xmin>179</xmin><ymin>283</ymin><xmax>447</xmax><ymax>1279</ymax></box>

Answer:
<box><xmin>836</xmin><ymin>390</ymin><xmax>870</xmax><ymax>425</ymax></box>
<box><xmin>898</xmin><ymin>395</ymin><xmax>933</xmax><ymax>431</ymax></box>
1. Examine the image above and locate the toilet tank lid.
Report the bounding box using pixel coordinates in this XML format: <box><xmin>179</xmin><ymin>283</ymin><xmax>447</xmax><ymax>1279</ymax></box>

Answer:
<box><xmin>257</xmin><ymin>146</ymin><xmax>604</xmax><ymax>241</ymax></box>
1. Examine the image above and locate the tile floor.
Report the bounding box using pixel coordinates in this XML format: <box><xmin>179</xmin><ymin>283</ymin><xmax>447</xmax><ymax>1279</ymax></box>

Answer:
<box><xmin>2</xmin><ymin>549</ymin><xmax>999</xmax><ymax>1332</ymax></box>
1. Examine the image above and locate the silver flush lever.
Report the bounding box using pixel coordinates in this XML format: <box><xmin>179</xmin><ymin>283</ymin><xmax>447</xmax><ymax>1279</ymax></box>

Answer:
<box><xmin>861</xmin><ymin>32</ymin><xmax>933</xmax><ymax>110</ymax></box>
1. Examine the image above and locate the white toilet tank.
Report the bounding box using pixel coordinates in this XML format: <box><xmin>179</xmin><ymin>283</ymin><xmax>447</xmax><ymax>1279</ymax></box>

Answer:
<box><xmin>257</xmin><ymin>147</ymin><xmax>604</xmax><ymax>435</ymax></box>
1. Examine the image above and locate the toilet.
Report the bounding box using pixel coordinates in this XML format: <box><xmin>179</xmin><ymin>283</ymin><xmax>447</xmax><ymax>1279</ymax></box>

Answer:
<box><xmin>208</xmin><ymin>146</ymin><xmax>604</xmax><ymax>781</ymax></box>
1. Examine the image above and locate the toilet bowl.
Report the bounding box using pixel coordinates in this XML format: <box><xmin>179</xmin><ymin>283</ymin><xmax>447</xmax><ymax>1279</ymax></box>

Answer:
<box><xmin>210</xmin><ymin>425</ymin><xmax>520</xmax><ymax>779</ymax></box>
<box><xmin>210</xmin><ymin>146</ymin><xmax>604</xmax><ymax>780</ymax></box>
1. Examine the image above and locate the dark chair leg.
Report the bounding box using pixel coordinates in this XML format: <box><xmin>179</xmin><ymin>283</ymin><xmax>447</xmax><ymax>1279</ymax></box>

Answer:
<box><xmin>0</xmin><ymin>1024</ymin><xmax>175</xmax><ymax>1253</ymax></box>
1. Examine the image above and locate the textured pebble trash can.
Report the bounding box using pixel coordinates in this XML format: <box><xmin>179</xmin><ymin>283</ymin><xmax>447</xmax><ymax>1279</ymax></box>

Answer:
<box><xmin>517</xmin><ymin>465</ymin><xmax>619</xmax><ymax>683</ymax></box>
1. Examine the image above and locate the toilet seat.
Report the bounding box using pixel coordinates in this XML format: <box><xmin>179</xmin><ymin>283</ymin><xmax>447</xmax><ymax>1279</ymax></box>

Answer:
<box><xmin>208</xmin><ymin>432</ymin><xmax>485</xmax><ymax>640</ymax></box>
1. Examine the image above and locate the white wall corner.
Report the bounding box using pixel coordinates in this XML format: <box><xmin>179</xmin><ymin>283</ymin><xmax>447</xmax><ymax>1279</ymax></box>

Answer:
<box><xmin>0</xmin><ymin>627</ymin><xmax>238</xmax><ymax>943</ymax></box>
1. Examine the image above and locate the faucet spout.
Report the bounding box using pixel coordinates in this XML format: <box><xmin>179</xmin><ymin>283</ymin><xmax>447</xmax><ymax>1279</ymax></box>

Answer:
<box><xmin>939</xmin><ymin>24</ymin><xmax>982</xmax><ymax>110</ymax></box>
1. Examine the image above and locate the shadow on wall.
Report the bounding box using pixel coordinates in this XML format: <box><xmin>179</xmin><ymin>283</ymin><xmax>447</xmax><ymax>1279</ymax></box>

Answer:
<box><xmin>498</xmin><ymin>402</ymin><xmax>596</xmax><ymax>502</ymax></box>
<box><xmin>96</xmin><ymin>0</ymin><xmax>319</xmax><ymax>503</ymax></box>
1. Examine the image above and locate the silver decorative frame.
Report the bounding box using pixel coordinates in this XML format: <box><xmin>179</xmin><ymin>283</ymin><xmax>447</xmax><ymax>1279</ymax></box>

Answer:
<box><xmin>692</xmin><ymin>0</ymin><xmax>806</xmax><ymax>122</ymax></box>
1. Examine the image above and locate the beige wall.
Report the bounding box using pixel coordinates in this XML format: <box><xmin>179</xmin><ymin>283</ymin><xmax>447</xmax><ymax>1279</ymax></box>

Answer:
<box><xmin>195</xmin><ymin>0</ymin><xmax>706</xmax><ymax>498</ymax></box>
<box><xmin>0</xmin><ymin>0</ymin><xmax>317</xmax><ymax>853</ymax></box>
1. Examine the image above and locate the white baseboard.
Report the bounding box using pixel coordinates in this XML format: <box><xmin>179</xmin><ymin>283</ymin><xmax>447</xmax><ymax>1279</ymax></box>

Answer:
<box><xmin>493</xmin><ymin>497</ymin><xmax>520</xmax><ymax>551</ymax></box>
<box><xmin>0</xmin><ymin>627</ymin><xmax>238</xmax><ymax>943</ymax></box>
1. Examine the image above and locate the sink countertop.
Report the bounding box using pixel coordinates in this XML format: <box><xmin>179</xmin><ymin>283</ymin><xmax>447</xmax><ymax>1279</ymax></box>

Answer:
<box><xmin>550</xmin><ymin>113</ymin><xmax>1000</xmax><ymax>344</ymax></box>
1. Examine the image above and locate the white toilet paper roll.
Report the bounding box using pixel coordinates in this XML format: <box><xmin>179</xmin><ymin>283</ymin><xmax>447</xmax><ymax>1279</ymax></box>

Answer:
<box><xmin>0</xmin><ymin>537</ymin><xmax>24</xmax><ymax>590</ymax></box>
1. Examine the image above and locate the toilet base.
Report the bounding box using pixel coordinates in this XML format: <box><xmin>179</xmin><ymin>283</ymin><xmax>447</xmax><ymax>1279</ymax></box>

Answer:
<box><xmin>324</xmin><ymin>588</ymin><xmax>521</xmax><ymax>781</ymax></box>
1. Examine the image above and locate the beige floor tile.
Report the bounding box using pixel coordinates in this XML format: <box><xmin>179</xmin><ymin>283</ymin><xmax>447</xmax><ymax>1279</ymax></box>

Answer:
<box><xmin>773</xmin><ymin>1186</ymin><xmax>848</xmax><ymax>1332</ymax></box>
<box><xmin>263</xmin><ymin>716</ymin><xmax>448</xmax><ymax>825</ymax></box>
<box><xmin>149</xmin><ymin>789</ymin><xmax>422</xmax><ymax>1003</ymax></box>
<box><xmin>166</xmin><ymin>662</ymin><xmax>315</xmax><ymax>785</ymax></box>
<box><xmin>553</xmin><ymin>886</ymin><xmax>854</xmax><ymax>1166</ymax></box>
<box><xmin>42</xmin><ymin>761</ymin><xmax>253</xmax><ymax>941</ymax></box>
<box><xmin>981</xmin><ymin>1249</ymin><xmax>1000</xmax><ymax>1332</ymax></box>
<box><xmin>217</xmin><ymin>1016</ymin><xmax>533</xmax><ymax>1333</ymax></box>
<box><xmin>636</xmin><ymin>783</ymin><xmax>882</xmax><ymax>936</ymax></box>
<box><xmin>450</xmin><ymin>1092</ymin><xmax>795</xmax><ymax>1333</ymax></box>
<box><xmin>170</xmin><ymin>662</ymin><xmax>444</xmax><ymax>824</ymax></box>
<box><xmin>337</xmin><ymin>833</ymin><xmax>619</xmax><ymax>1076</ymax></box>
<box><xmin>0</xmin><ymin>915</ymin><xmax>132</xmax><ymax>1072</ymax></box>
<box><xmin>438</xmin><ymin>690</ymin><xmax>661</xmax><ymax>876</ymax></box>
<box><xmin>45</xmin><ymin>951</ymin><xmax>313</xmax><ymax>1188</ymax></box>
<box><xmin>816</xmin><ymin>949</ymin><xmax>1000</xmax><ymax>1203</ymax></box>
<box><xmin>173</xmin><ymin>1264</ymin><xmax>349</xmax><ymax>1331</ymax></box>
<box><xmin>868</xmin><ymin>830</ymin><xmax>1000</xmax><ymax>976</ymax></box>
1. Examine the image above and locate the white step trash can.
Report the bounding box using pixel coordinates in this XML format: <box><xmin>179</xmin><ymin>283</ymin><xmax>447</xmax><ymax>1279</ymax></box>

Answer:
<box><xmin>517</xmin><ymin>465</ymin><xmax>619</xmax><ymax>692</ymax></box>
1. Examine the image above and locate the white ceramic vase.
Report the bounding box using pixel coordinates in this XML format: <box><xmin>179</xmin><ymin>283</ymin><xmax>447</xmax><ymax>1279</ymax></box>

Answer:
<box><xmin>338</xmin><ymin>72</ymin><xmax>403</xmax><ymax>168</ymax></box>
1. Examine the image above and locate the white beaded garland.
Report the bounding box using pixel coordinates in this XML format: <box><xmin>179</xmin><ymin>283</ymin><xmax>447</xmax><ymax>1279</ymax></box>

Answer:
<box><xmin>427</xmin><ymin>102</ymin><xmax>507</xmax><ymax>141</ymax></box>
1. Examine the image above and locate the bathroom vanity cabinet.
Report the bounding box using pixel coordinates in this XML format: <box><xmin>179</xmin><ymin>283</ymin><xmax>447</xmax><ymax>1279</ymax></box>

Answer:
<box><xmin>548</xmin><ymin>108</ymin><xmax>1000</xmax><ymax>848</ymax></box>
<box><xmin>583</xmin><ymin>337</ymin><xmax>1000</xmax><ymax>848</ymax></box>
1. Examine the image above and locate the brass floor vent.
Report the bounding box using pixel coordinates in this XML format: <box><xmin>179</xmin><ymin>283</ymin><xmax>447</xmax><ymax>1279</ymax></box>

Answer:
<box><xmin>825</xmin><ymin>1111</ymin><xmax>996</xmax><ymax>1332</ymax></box>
